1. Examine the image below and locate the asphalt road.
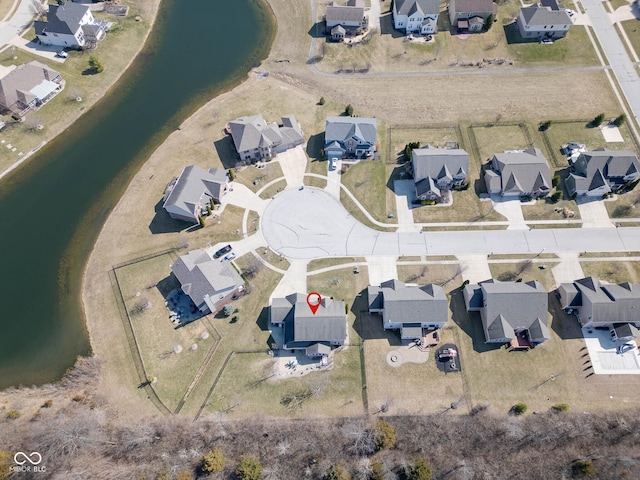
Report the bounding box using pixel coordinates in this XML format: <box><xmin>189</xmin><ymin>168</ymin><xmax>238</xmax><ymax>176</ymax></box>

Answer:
<box><xmin>581</xmin><ymin>0</ymin><xmax>640</xmax><ymax>124</ymax></box>
<box><xmin>262</xmin><ymin>188</ymin><xmax>640</xmax><ymax>259</ymax></box>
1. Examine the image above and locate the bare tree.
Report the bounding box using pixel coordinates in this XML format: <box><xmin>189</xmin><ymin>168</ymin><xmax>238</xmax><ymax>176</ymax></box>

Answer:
<box><xmin>29</xmin><ymin>0</ymin><xmax>46</xmax><ymax>19</ymax></box>
<box><xmin>516</xmin><ymin>259</ymin><xmax>533</xmax><ymax>276</ymax></box>
<box><xmin>342</xmin><ymin>419</ymin><xmax>375</xmax><ymax>456</ymax></box>
<box><xmin>244</xmin><ymin>255</ymin><xmax>263</xmax><ymax>278</ymax></box>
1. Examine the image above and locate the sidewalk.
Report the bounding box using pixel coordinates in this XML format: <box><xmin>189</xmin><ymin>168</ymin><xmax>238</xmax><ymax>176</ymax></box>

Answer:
<box><xmin>0</xmin><ymin>0</ymin><xmax>35</xmax><ymax>52</ymax></box>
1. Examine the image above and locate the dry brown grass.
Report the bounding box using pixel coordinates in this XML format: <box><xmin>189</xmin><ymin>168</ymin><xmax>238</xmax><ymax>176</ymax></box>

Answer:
<box><xmin>580</xmin><ymin>260</ymin><xmax>640</xmax><ymax>283</ymax></box>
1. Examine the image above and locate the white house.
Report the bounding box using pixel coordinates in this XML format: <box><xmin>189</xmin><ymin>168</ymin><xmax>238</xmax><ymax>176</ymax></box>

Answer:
<box><xmin>35</xmin><ymin>2</ymin><xmax>107</xmax><ymax>49</ymax></box>
<box><xmin>516</xmin><ymin>0</ymin><xmax>571</xmax><ymax>40</ymax></box>
<box><xmin>393</xmin><ymin>0</ymin><xmax>440</xmax><ymax>35</ymax></box>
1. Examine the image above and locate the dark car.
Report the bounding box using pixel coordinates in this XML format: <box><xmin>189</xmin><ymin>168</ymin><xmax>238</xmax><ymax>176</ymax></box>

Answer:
<box><xmin>213</xmin><ymin>244</ymin><xmax>232</xmax><ymax>259</ymax></box>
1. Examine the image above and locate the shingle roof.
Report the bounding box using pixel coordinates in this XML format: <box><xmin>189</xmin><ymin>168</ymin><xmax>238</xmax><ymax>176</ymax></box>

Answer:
<box><xmin>228</xmin><ymin>114</ymin><xmax>303</xmax><ymax>154</ymax></box>
<box><xmin>520</xmin><ymin>0</ymin><xmax>571</xmax><ymax>27</ymax></box>
<box><xmin>325</xmin><ymin>116</ymin><xmax>377</xmax><ymax>145</ymax></box>
<box><xmin>415</xmin><ymin>177</ymin><xmax>440</xmax><ymax>197</ymax></box>
<box><xmin>377</xmin><ymin>279</ymin><xmax>448</xmax><ymax>325</ymax></box>
<box><xmin>613</xmin><ymin>323</ymin><xmax>639</xmax><ymax>339</ymax></box>
<box><xmin>562</xmin><ymin>277</ymin><xmax>640</xmax><ymax>325</ymax></box>
<box><xmin>172</xmin><ymin>249</ymin><xmax>243</xmax><ymax>309</ymax></box>
<box><xmin>35</xmin><ymin>2</ymin><xmax>89</xmax><ymax>36</ymax></box>
<box><xmin>326</xmin><ymin>4</ymin><xmax>364</xmax><ymax>24</ymax></box>
<box><xmin>491</xmin><ymin>147</ymin><xmax>552</xmax><ymax>194</ymax></box>
<box><xmin>0</xmin><ymin>61</ymin><xmax>61</xmax><ymax>110</ymax></box>
<box><xmin>163</xmin><ymin>165</ymin><xmax>227</xmax><ymax>221</ymax></box>
<box><xmin>412</xmin><ymin>147</ymin><xmax>469</xmax><ymax>184</ymax></box>
<box><xmin>451</xmin><ymin>0</ymin><xmax>496</xmax><ymax>14</ymax></box>
<box><xmin>395</xmin><ymin>0</ymin><xmax>440</xmax><ymax>16</ymax></box>
<box><xmin>568</xmin><ymin>149</ymin><xmax>640</xmax><ymax>194</ymax></box>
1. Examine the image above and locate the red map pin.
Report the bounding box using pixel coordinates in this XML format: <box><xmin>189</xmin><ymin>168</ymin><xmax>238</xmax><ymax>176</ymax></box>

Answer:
<box><xmin>306</xmin><ymin>292</ymin><xmax>322</xmax><ymax>315</ymax></box>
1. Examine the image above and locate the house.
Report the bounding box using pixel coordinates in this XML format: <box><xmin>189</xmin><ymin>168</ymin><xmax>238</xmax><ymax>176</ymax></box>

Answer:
<box><xmin>228</xmin><ymin>114</ymin><xmax>305</xmax><ymax>162</ymax></box>
<box><xmin>464</xmin><ymin>279</ymin><xmax>550</xmax><ymax>348</ymax></box>
<box><xmin>449</xmin><ymin>0</ymin><xmax>497</xmax><ymax>32</ymax></box>
<box><xmin>171</xmin><ymin>249</ymin><xmax>244</xmax><ymax>314</ymax></box>
<box><xmin>324</xmin><ymin>116</ymin><xmax>377</xmax><ymax>160</ymax></box>
<box><xmin>162</xmin><ymin>165</ymin><xmax>228</xmax><ymax>224</ymax></box>
<box><xmin>558</xmin><ymin>277</ymin><xmax>640</xmax><ymax>340</ymax></box>
<box><xmin>325</xmin><ymin>1</ymin><xmax>366</xmax><ymax>36</ymax></box>
<box><xmin>392</xmin><ymin>0</ymin><xmax>440</xmax><ymax>35</ymax></box>
<box><xmin>368</xmin><ymin>279</ymin><xmax>448</xmax><ymax>340</ymax></box>
<box><xmin>410</xmin><ymin>146</ymin><xmax>469</xmax><ymax>202</ymax></box>
<box><xmin>484</xmin><ymin>147</ymin><xmax>552</xmax><ymax>198</ymax></box>
<box><xmin>0</xmin><ymin>61</ymin><xmax>63</xmax><ymax>117</ymax></box>
<box><xmin>270</xmin><ymin>293</ymin><xmax>347</xmax><ymax>357</ymax></box>
<box><xmin>516</xmin><ymin>0</ymin><xmax>571</xmax><ymax>40</ymax></box>
<box><xmin>565</xmin><ymin>149</ymin><xmax>640</xmax><ymax>197</ymax></box>
<box><xmin>35</xmin><ymin>2</ymin><xmax>107</xmax><ymax>49</ymax></box>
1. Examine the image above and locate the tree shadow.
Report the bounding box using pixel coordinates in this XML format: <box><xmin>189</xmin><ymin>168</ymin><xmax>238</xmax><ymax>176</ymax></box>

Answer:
<box><xmin>306</xmin><ymin>132</ymin><xmax>325</xmax><ymax>161</ymax></box>
<box><xmin>156</xmin><ymin>274</ymin><xmax>180</xmax><ymax>299</ymax></box>
<box><xmin>449</xmin><ymin>287</ymin><xmax>502</xmax><ymax>353</ymax></box>
<box><xmin>81</xmin><ymin>69</ymin><xmax>100</xmax><ymax>76</ymax></box>
<box><xmin>503</xmin><ymin>22</ymin><xmax>537</xmax><ymax>45</ymax></box>
<box><xmin>149</xmin><ymin>199</ymin><xmax>200</xmax><ymax>234</ymax></box>
<box><xmin>549</xmin><ymin>291</ymin><xmax>583</xmax><ymax>340</ymax></box>
<box><xmin>379</xmin><ymin>11</ymin><xmax>404</xmax><ymax>38</ymax></box>
<box><xmin>213</xmin><ymin>136</ymin><xmax>239</xmax><ymax>169</ymax></box>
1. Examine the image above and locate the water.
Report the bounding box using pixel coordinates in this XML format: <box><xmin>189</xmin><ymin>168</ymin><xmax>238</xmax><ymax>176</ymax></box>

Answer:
<box><xmin>0</xmin><ymin>0</ymin><xmax>273</xmax><ymax>388</ymax></box>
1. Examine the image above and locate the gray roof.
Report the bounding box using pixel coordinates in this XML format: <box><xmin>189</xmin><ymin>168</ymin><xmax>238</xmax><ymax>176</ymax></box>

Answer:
<box><xmin>395</xmin><ymin>0</ymin><xmax>440</xmax><ymax>16</ymax></box>
<box><xmin>347</xmin><ymin>0</ymin><xmax>365</xmax><ymax>6</ymax></box>
<box><xmin>377</xmin><ymin>279</ymin><xmax>448</xmax><ymax>325</ymax></box>
<box><xmin>325</xmin><ymin>116</ymin><xmax>377</xmax><ymax>146</ymax></box>
<box><xmin>613</xmin><ymin>323</ymin><xmax>639</xmax><ymax>339</ymax></box>
<box><xmin>163</xmin><ymin>165</ymin><xmax>227</xmax><ymax>221</ymax></box>
<box><xmin>228</xmin><ymin>114</ymin><xmax>303</xmax><ymax>154</ymax></box>
<box><xmin>568</xmin><ymin>149</ymin><xmax>640</xmax><ymax>193</ymax></box>
<box><xmin>273</xmin><ymin>294</ymin><xmax>347</xmax><ymax>347</ymax></box>
<box><xmin>0</xmin><ymin>61</ymin><xmax>61</xmax><ymax>110</ymax></box>
<box><xmin>490</xmin><ymin>147</ymin><xmax>552</xmax><ymax>194</ymax></box>
<box><xmin>520</xmin><ymin>0</ymin><xmax>571</xmax><ymax>27</ymax></box>
<box><xmin>412</xmin><ymin>147</ymin><xmax>469</xmax><ymax>183</ymax></box>
<box><xmin>172</xmin><ymin>249</ymin><xmax>243</xmax><ymax>309</ymax></box>
<box><xmin>415</xmin><ymin>177</ymin><xmax>440</xmax><ymax>197</ymax></box>
<box><xmin>326</xmin><ymin>4</ymin><xmax>364</xmax><ymax>24</ymax></box>
<box><xmin>561</xmin><ymin>277</ymin><xmax>640</xmax><ymax>324</ymax></box>
<box><xmin>35</xmin><ymin>2</ymin><xmax>89</xmax><ymax>36</ymax></box>
<box><xmin>478</xmin><ymin>280</ymin><xmax>549</xmax><ymax>341</ymax></box>
<box><xmin>451</xmin><ymin>0</ymin><xmax>496</xmax><ymax>14</ymax></box>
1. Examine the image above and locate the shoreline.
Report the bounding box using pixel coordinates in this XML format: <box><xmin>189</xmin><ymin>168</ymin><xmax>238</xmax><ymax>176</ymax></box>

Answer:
<box><xmin>0</xmin><ymin>0</ymin><xmax>163</xmax><ymax>183</ymax></box>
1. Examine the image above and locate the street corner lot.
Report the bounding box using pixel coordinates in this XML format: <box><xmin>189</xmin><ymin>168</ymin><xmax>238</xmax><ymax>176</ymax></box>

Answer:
<box><xmin>359</xmin><ymin>310</ymin><xmax>466</xmax><ymax>416</ymax></box>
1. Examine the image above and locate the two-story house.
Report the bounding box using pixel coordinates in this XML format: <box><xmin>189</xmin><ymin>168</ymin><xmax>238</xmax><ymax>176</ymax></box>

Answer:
<box><xmin>324</xmin><ymin>116</ymin><xmax>377</xmax><ymax>160</ymax></box>
<box><xmin>565</xmin><ymin>148</ymin><xmax>640</xmax><ymax>197</ymax></box>
<box><xmin>410</xmin><ymin>146</ymin><xmax>469</xmax><ymax>202</ymax></box>
<box><xmin>35</xmin><ymin>2</ymin><xmax>107</xmax><ymax>49</ymax></box>
<box><xmin>392</xmin><ymin>0</ymin><xmax>440</xmax><ymax>35</ymax></box>
<box><xmin>516</xmin><ymin>0</ymin><xmax>572</xmax><ymax>40</ymax></box>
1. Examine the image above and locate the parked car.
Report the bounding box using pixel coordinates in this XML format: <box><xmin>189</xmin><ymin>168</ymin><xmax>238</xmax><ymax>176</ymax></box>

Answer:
<box><xmin>56</xmin><ymin>50</ymin><xmax>68</xmax><ymax>58</ymax></box>
<box><xmin>566</xmin><ymin>9</ymin><xmax>575</xmax><ymax>16</ymax></box>
<box><xmin>540</xmin><ymin>39</ymin><xmax>553</xmax><ymax>44</ymax></box>
<box><xmin>222</xmin><ymin>252</ymin><xmax>236</xmax><ymax>262</ymax></box>
<box><xmin>213</xmin><ymin>244</ymin><xmax>232</xmax><ymax>259</ymax></box>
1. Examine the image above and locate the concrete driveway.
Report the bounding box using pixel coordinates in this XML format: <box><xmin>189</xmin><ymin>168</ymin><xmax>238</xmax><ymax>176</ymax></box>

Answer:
<box><xmin>577</xmin><ymin>197</ymin><xmax>614</xmax><ymax>228</ymax></box>
<box><xmin>551</xmin><ymin>253</ymin><xmax>585</xmax><ymax>287</ymax></box>
<box><xmin>491</xmin><ymin>195</ymin><xmax>527</xmax><ymax>230</ymax></box>
<box><xmin>393</xmin><ymin>179</ymin><xmax>419</xmax><ymax>233</ymax></box>
<box><xmin>277</xmin><ymin>145</ymin><xmax>307</xmax><ymax>188</ymax></box>
<box><xmin>260</xmin><ymin>188</ymin><xmax>640</xmax><ymax>259</ymax></box>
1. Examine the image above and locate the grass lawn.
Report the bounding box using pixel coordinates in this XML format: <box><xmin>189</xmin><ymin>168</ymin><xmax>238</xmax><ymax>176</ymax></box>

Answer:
<box><xmin>308</xmin><ymin>257</ymin><xmax>365</xmax><ymax>271</ymax></box>
<box><xmin>115</xmin><ymin>252</ymin><xmax>219</xmax><ymax>412</ymax></box>
<box><xmin>256</xmin><ymin>246</ymin><xmax>290</xmax><ymax>270</ymax></box>
<box><xmin>471</xmin><ymin>123</ymin><xmax>531</xmax><ymax>162</ymax></box>
<box><xmin>0</xmin><ymin>4</ymin><xmax>152</xmax><ymax>173</ymax></box>
<box><xmin>258</xmin><ymin>178</ymin><xmax>288</xmax><ymax>200</ymax></box>
<box><xmin>304</xmin><ymin>174</ymin><xmax>327</xmax><ymax>188</ymax></box>
<box><xmin>234</xmin><ymin>162</ymin><xmax>283</xmax><ymax>193</ymax></box>
<box><xmin>307</xmin><ymin>266</ymin><xmax>371</xmax><ymax>320</ymax></box>
<box><xmin>341</xmin><ymin>160</ymin><xmax>395</xmax><ymax>223</ymax></box>
<box><xmin>609</xmin><ymin>0</ymin><xmax>632</xmax><ymax>11</ymax></box>
<box><xmin>605</xmin><ymin>189</ymin><xmax>640</xmax><ymax>218</ymax></box>
<box><xmin>247</xmin><ymin>210</ymin><xmax>260</xmax><ymax>236</ymax></box>
<box><xmin>505</xmin><ymin>26</ymin><xmax>599</xmax><ymax>66</ymax></box>
<box><xmin>387</xmin><ymin>126</ymin><xmax>462</xmax><ymax>163</ymax></box>
<box><xmin>206</xmin><ymin>347</ymin><xmax>364</xmax><ymax>418</ymax></box>
<box><xmin>396</xmin><ymin>264</ymin><xmax>464</xmax><ymax>292</ymax></box>
<box><xmin>541</xmin><ymin>121</ymin><xmax>637</xmax><ymax>168</ymax></box>
<box><xmin>521</xmin><ymin>197</ymin><xmax>581</xmax><ymax>221</ymax></box>
<box><xmin>580</xmin><ymin>260</ymin><xmax>640</xmax><ymax>283</ymax></box>
<box><xmin>620</xmin><ymin>19</ymin><xmax>640</xmax><ymax>60</ymax></box>
<box><xmin>489</xmin><ymin>261</ymin><xmax>557</xmax><ymax>290</ymax></box>
<box><xmin>362</xmin><ymin>314</ymin><xmax>466</xmax><ymax>415</ymax></box>
<box><xmin>205</xmin><ymin>204</ymin><xmax>244</xmax><ymax>241</ymax></box>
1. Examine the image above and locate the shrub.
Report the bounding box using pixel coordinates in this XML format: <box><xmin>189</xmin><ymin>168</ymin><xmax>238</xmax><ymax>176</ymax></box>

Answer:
<box><xmin>345</xmin><ymin>104</ymin><xmax>354</xmax><ymax>116</ymax></box>
<box><xmin>325</xmin><ymin>462</ymin><xmax>351</xmax><ymax>480</ymax></box>
<box><xmin>319</xmin><ymin>96</ymin><xmax>326</xmax><ymax>105</ymax></box>
<box><xmin>550</xmin><ymin>190</ymin><xmax>563</xmax><ymax>203</ymax></box>
<box><xmin>42</xmin><ymin>399</ymin><xmax>53</xmax><ymax>408</ymax></box>
<box><xmin>592</xmin><ymin>113</ymin><xmax>605</xmax><ymax>127</ymax></box>
<box><xmin>572</xmin><ymin>459</ymin><xmax>595</xmax><ymax>476</ymax></box>
<box><xmin>552</xmin><ymin>175</ymin><xmax>561</xmax><ymax>187</ymax></box>
<box><xmin>408</xmin><ymin>457</ymin><xmax>432</xmax><ymax>480</ymax></box>
<box><xmin>612</xmin><ymin>114</ymin><xmax>625</xmax><ymax>127</ymax></box>
<box><xmin>236</xmin><ymin>456</ymin><xmax>263</xmax><ymax>480</ymax></box>
<box><xmin>539</xmin><ymin>120</ymin><xmax>552</xmax><ymax>131</ymax></box>
<box><xmin>6</xmin><ymin>409</ymin><xmax>20</xmax><ymax>419</ymax></box>
<box><xmin>484</xmin><ymin>13</ymin><xmax>494</xmax><ymax>31</ymax></box>
<box><xmin>511</xmin><ymin>403</ymin><xmax>527</xmax><ymax>415</ymax></box>
<box><xmin>228</xmin><ymin>168</ymin><xmax>236</xmax><ymax>181</ymax></box>
<box><xmin>175</xmin><ymin>471</ymin><xmax>193</xmax><ymax>480</ymax></box>
<box><xmin>552</xmin><ymin>403</ymin><xmax>570</xmax><ymax>412</ymax></box>
<box><xmin>89</xmin><ymin>56</ymin><xmax>104</xmax><ymax>73</ymax></box>
<box><xmin>198</xmin><ymin>215</ymin><xmax>206</xmax><ymax>228</ymax></box>
<box><xmin>222</xmin><ymin>304</ymin><xmax>235</xmax><ymax>317</ymax></box>
<box><xmin>373</xmin><ymin>420</ymin><xmax>397</xmax><ymax>450</ymax></box>
<box><xmin>403</xmin><ymin>141</ymin><xmax>420</xmax><ymax>162</ymax></box>
<box><xmin>201</xmin><ymin>448</ymin><xmax>226</xmax><ymax>473</ymax></box>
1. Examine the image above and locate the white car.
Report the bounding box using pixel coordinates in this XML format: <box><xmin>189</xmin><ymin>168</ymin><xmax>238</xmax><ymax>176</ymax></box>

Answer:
<box><xmin>221</xmin><ymin>252</ymin><xmax>236</xmax><ymax>262</ymax></box>
<box><xmin>566</xmin><ymin>9</ymin><xmax>575</xmax><ymax>16</ymax></box>
<box><xmin>56</xmin><ymin>51</ymin><xmax>68</xmax><ymax>58</ymax></box>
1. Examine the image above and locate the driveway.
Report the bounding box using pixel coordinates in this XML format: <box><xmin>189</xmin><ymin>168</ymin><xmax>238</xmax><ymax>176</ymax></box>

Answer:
<box><xmin>393</xmin><ymin>179</ymin><xmax>419</xmax><ymax>233</ymax></box>
<box><xmin>367</xmin><ymin>0</ymin><xmax>381</xmax><ymax>32</ymax></box>
<box><xmin>583</xmin><ymin>327</ymin><xmax>640</xmax><ymax>375</ymax></box>
<box><xmin>269</xmin><ymin>259</ymin><xmax>309</xmax><ymax>301</ymax></box>
<box><xmin>551</xmin><ymin>253</ymin><xmax>584</xmax><ymax>287</ymax></box>
<box><xmin>577</xmin><ymin>197</ymin><xmax>614</xmax><ymax>228</ymax></box>
<box><xmin>260</xmin><ymin>188</ymin><xmax>640</xmax><ymax>259</ymax></box>
<box><xmin>456</xmin><ymin>255</ymin><xmax>491</xmax><ymax>283</ymax></box>
<box><xmin>367</xmin><ymin>255</ymin><xmax>398</xmax><ymax>286</ymax></box>
<box><xmin>325</xmin><ymin>159</ymin><xmax>341</xmax><ymax>200</ymax></box>
<box><xmin>224</xmin><ymin>183</ymin><xmax>268</xmax><ymax>214</ymax></box>
<box><xmin>277</xmin><ymin>145</ymin><xmax>307</xmax><ymax>188</ymax></box>
<box><xmin>491</xmin><ymin>195</ymin><xmax>527</xmax><ymax>230</ymax></box>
